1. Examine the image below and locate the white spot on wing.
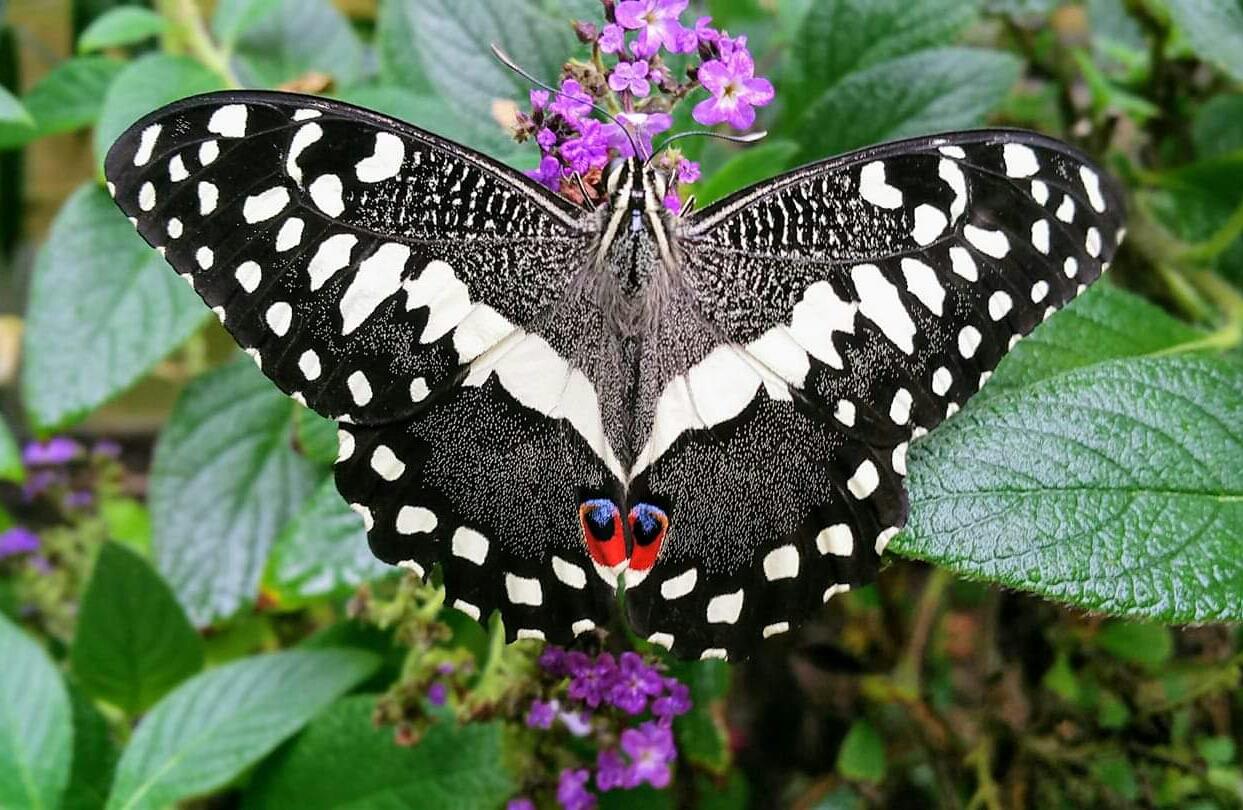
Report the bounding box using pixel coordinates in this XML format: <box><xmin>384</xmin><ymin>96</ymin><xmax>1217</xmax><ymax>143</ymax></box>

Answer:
<box><xmin>505</xmin><ymin>573</ymin><xmax>543</xmax><ymax>606</ymax></box>
<box><xmin>243</xmin><ymin>186</ymin><xmax>290</xmax><ymax>223</ymax></box>
<box><xmin>852</xmin><ymin>263</ymin><xmax>916</xmax><ymax>354</ymax></box>
<box><xmin>847</xmin><ymin>460</ymin><xmax>879</xmax><ymax>499</ymax></box>
<box><xmin>340</xmin><ymin>243</ymin><xmax>410</xmax><ymax>335</ymax></box>
<box><xmin>706</xmin><ymin>590</ymin><xmax>744</xmax><ymax>624</ymax></box>
<box><xmin>308</xmin><ymin>234</ymin><xmax>359</xmax><ymax>290</ymax></box>
<box><xmin>396</xmin><ymin>506</ymin><xmax>436</xmax><ymax>535</ymax></box>
<box><xmin>404</xmin><ymin>260</ymin><xmax>473</xmax><ymax>343</ymax></box>
<box><xmin>660</xmin><ymin>568</ymin><xmax>697</xmax><ymax>600</ymax></box>
<box><xmin>958</xmin><ymin>325</ymin><xmax>982</xmax><ymax>358</ymax></box>
<box><xmin>207</xmin><ymin>104</ymin><xmax>248</xmax><ymax>138</ymax></box>
<box><xmin>988</xmin><ymin>290</ymin><xmax>1013</xmax><ymax>321</ymax></box>
<box><xmin>762</xmin><ymin>545</ymin><xmax>800</xmax><ymax>581</ymax></box>
<box><xmin>648</xmin><ymin>632</ymin><xmax>674</xmax><ymax>650</ymax></box>
<box><xmin>859</xmin><ymin>161</ymin><xmax>903</xmax><ymax>209</ymax></box>
<box><xmin>265</xmin><ymin>301</ymin><xmax>293</xmax><ymax>336</ymax></box>
<box><xmin>453</xmin><ymin>599</ymin><xmax>480</xmax><ymax>620</ymax></box>
<box><xmin>309</xmin><ymin>174</ymin><xmax>345</xmax><ymax>217</ymax></box>
<box><xmin>298</xmin><ymin>349</ymin><xmax>321</xmax><ymax>380</ymax></box>
<box><xmin>965</xmin><ymin>224</ymin><xmax>1010</xmax><ymax>258</ymax></box>
<box><xmin>451</xmin><ymin>527</ymin><xmax>489</xmax><ymax>565</ymax></box>
<box><xmin>950</xmin><ymin>246</ymin><xmax>978</xmax><ymax>281</ymax></box>
<box><xmin>356</xmin><ymin>132</ymin><xmax>405</xmax><ymax>183</ymax></box>
<box><xmin>168</xmin><ymin>155</ymin><xmax>188</xmax><ymax>182</ymax></box>
<box><xmin>275</xmin><ymin>218</ymin><xmax>304</xmax><ymax>252</ymax></box>
<box><xmin>817</xmin><ymin>524</ymin><xmax>853</xmax><ymax>556</ymax></box>
<box><xmin>235</xmin><ymin>261</ymin><xmax>261</xmax><ymax>293</ymax></box>
<box><xmin>932</xmin><ymin>366</ymin><xmax>953</xmax><ymax>396</ymax></box>
<box><xmin>552</xmin><ymin>556</ymin><xmax>587</xmax><ymax>589</ymax></box>
<box><xmin>286</xmin><ymin>122</ymin><xmax>323</xmax><ymax>185</ymax></box>
<box><xmin>911</xmin><ymin>204</ymin><xmax>948</xmax><ymax>246</ymax></box>
<box><xmin>900</xmin><ymin>258</ymin><xmax>945</xmax><ymax>316</ymax></box>
<box><xmin>370</xmin><ymin>445</ymin><xmax>405</xmax><ymax>481</ymax></box>
<box><xmin>198</xmin><ymin>140</ymin><xmax>219</xmax><ymax>166</ymax></box>
<box><xmin>835</xmin><ymin>399</ymin><xmax>856</xmax><ymax>427</ymax></box>
<box><xmin>889</xmin><ymin>388</ymin><xmax>913</xmax><ymax>424</ymax></box>
<box><xmin>1003</xmin><ymin>143</ymin><xmax>1039</xmax><ymax>177</ymax></box>
<box><xmin>1031</xmin><ymin>219</ymin><xmax>1050</xmax><ymax>254</ymax></box>
<box><xmin>347</xmin><ymin>370</ymin><xmax>372</xmax><ymax>406</ymax></box>
<box><xmin>763</xmin><ymin>622</ymin><xmax>790</xmax><ymax>638</ymax></box>
<box><xmin>134</xmin><ymin>124</ymin><xmax>161</xmax><ymax>166</ymax></box>
<box><xmin>138</xmin><ymin>182</ymin><xmax>156</xmax><ymax>211</ymax></box>
<box><xmin>1080</xmin><ymin>166</ymin><xmax>1106</xmax><ymax>212</ymax></box>
<box><xmin>197</xmin><ymin>181</ymin><xmax>218</xmax><ymax>215</ymax></box>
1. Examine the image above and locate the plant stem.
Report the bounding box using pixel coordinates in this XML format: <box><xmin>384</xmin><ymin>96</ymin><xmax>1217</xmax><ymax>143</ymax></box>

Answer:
<box><xmin>156</xmin><ymin>0</ymin><xmax>239</xmax><ymax>87</ymax></box>
<box><xmin>1181</xmin><ymin>196</ymin><xmax>1243</xmax><ymax>263</ymax></box>
<box><xmin>893</xmin><ymin>566</ymin><xmax>952</xmax><ymax>698</ymax></box>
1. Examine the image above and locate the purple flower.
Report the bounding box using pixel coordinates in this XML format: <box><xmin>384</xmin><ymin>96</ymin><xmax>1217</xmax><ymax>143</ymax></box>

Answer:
<box><xmin>620</xmin><ymin>721</ymin><xmax>676</xmax><ymax>789</ymax></box>
<box><xmin>530</xmin><ymin>89</ymin><xmax>550</xmax><ymax>110</ymax></box>
<box><xmin>549</xmin><ymin>79</ymin><xmax>593</xmax><ymax>123</ymax></box>
<box><xmin>663</xmin><ymin>192</ymin><xmax>682</xmax><ymax>214</ymax></box>
<box><xmin>568</xmin><ymin>652</ymin><xmax>618</xmax><ymax>708</ymax></box>
<box><xmin>64</xmin><ymin>490</ymin><xmax>95</xmax><ymax>509</ymax></box>
<box><xmin>22</xmin><ymin>469</ymin><xmax>62</xmax><ymax>501</ymax></box>
<box><xmin>537</xmin><ymin>127</ymin><xmax>558</xmax><ymax>150</ymax></box>
<box><xmin>608</xmin><ymin>60</ymin><xmax>651</xmax><ymax>97</ymax></box>
<box><xmin>616</xmin><ymin>0</ymin><xmax>694</xmax><ymax>57</ymax></box>
<box><xmin>608</xmin><ymin>652</ymin><xmax>665</xmax><ymax>715</ymax></box>
<box><xmin>652</xmin><ymin>678</ymin><xmax>692</xmax><ymax>719</ymax></box>
<box><xmin>557</xmin><ymin>768</ymin><xmax>596</xmax><ymax>810</ymax></box>
<box><xmin>693</xmin><ymin>49</ymin><xmax>774</xmax><ymax>130</ymax></box>
<box><xmin>677</xmin><ymin>159</ymin><xmax>700</xmax><ymax>184</ymax></box>
<box><xmin>694</xmin><ymin>15</ymin><xmax>719</xmax><ymax>45</ymax></box>
<box><xmin>526</xmin><ymin>698</ymin><xmax>558</xmax><ymax>729</ymax></box>
<box><xmin>22</xmin><ymin>437</ymin><xmax>81</xmax><ymax>466</ymax></box>
<box><xmin>0</xmin><ymin>526</ymin><xmax>39</xmax><ymax>559</ymax></box>
<box><xmin>604</xmin><ymin>112</ymin><xmax>673</xmax><ymax>158</ymax></box>
<box><xmin>599</xmin><ymin>23</ymin><xmax>625</xmax><ymax>54</ymax></box>
<box><xmin>561</xmin><ymin>118</ymin><xmax>611</xmax><ymax>174</ymax></box>
<box><xmin>508</xmin><ymin>800</ymin><xmax>536</xmax><ymax>810</ymax></box>
<box><xmin>717</xmin><ymin>32</ymin><xmax>749</xmax><ymax>59</ymax></box>
<box><xmin>92</xmin><ymin>439</ymin><xmax>122</xmax><ymax>458</ymax></box>
<box><xmin>596</xmin><ymin>748</ymin><xmax>632</xmax><ymax>791</ymax></box>
<box><xmin>539</xmin><ymin>645</ymin><xmax>570</xmax><ymax>676</ymax></box>
<box><xmin>527</xmin><ymin>155</ymin><xmax>564</xmax><ymax>190</ymax></box>
<box><xmin>427</xmin><ymin>682</ymin><xmax>448</xmax><ymax>707</ymax></box>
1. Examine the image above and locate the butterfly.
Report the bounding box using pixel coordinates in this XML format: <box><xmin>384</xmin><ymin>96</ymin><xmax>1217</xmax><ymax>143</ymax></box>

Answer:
<box><xmin>105</xmin><ymin>90</ymin><xmax>1124</xmax><ymax>661</ymax></box>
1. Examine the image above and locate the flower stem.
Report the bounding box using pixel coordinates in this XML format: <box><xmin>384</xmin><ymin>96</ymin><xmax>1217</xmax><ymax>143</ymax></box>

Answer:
<box><xmin>156</xmin><ymin>0</ymin><xmax>239</xmax><ymax>87</ymax></box>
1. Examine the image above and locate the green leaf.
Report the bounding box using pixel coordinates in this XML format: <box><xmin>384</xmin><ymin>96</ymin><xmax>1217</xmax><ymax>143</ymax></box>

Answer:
<box><xmin>105</xmin><ymin>649</ymin><xmax>379</xmax><ymax>810</ymax></box>
<box><xmin>211</xmin><ymin>0</ymin><xmax>282</xmax><ymax>50</ymax></box>
<box><xmin>61</xmin><ymin>685</ymin><xmax>119</xmax><ymax>810</ymax></box>
<box><xmin>391</xmin><ymin>0</ymin><xmax>575</xmax><ymax>143</ymax></box>
<box><xmin>244</xmin><ymin>695</ymin><xmax>513</xmax><ymax>809</ymax></box>
<box><xmin>1166</xmin><ymin>0</ymin><xmax>1243</xmax><ymax>82</ymax></box>
<box><xmin>1193</xmin><ymin>94</ymin><xmax>1243</xmax><ymax>159</ymax></box>
<box><xmin>294</xmin><ymin>406</ymin><xmax>339</xmax><ymax>467</ymax></box>
<box><xmin>900</xmin><ymin>355</ymin><xmax>1243</xmax><ymax>622</ymax></box>
<box><xmin>836</xmin><ymin>719</ymin><xmax>886</xmax><ymax>783</ymax></box>
<box><xmin>669</xmin><ymin>660</ymin><xmax>732</xmax><ymax>773</ymax></box>
<box><xmin>1096</xmin><ymin>621</ymin><xmax>1174</xmax><ymax>667</ymax></box>
<box><xmin>94</xmin><ymin>54</ymin><xmax>224</xmax><ymax>174</ymax></box>
<box><xmin>99</xmin><ymin>496</ymin><xmax>152</xmax><ymax>555</ymax></box>
<box><xmin>693</xmin><ymin>141</ymin><xmax>800</xmax><ymax>208</ymax></box>
<box><xmin>20</xmin><ymin>184</ymin><xmax>208</xmax><ymax>431</ymax></box>
<box><xmin>0</xmin><ymin>83</ymin><xmax>32</xmax><ymax>125</ymax></box>
<box><xmin>77</xmin><ymin>7</ymin><xmax>168</xmax><ymax>52</ymax></box>
<box><xmin>227</xmin><ymin>0</ymin><xmax>368</xmax><ymax>88</ymax></box>
<box><xmin>0</xmin><ymin>613</ymin><xmax>72</xmax><ymax>810</ymax></box>
<box><xmin>0</xmin><ymin>415</ymin><xmax>21</xmax><ymax>483</ymax></box>
<box><xmin>71</xmin><ymin>542</ymin><xmax>205</xmax><ymax>715</ymax></box>
<box><xmin>265</xmin><ymin>477</ymin><xmax>390</xmax><ymax>604</ymax></box>
<box><xmin>150</xmin><ymin>358</ymin><xmax>317</xmax><ymax>625</ymax></box>
<box><xmin>1090</xmin><ymin>751</ymin><xmax>1139</xmax><ymax>802</ymax></box>
<box><xmin>796</xmin><ymin>48</ymin><xmax>1021</xmax><ymax>160</ymax></box>
<box><xmin>0</xmin><ymin>56</ymin><xmax>125</xmax><ymax>150</ymax></box>
<box><xmin>786</xmin><ymin>0</ymin><xmax>978</xmax><ymax>115</ymax></box>
<box><xmin>977</xmin><ymin>284</ymin><xmax>1204</xmax><ymax>402</ymax></box>
<box><xmin>375</xmin><ymin>0</ymin><xmax>435</xmax><ymax>93</ymax></box>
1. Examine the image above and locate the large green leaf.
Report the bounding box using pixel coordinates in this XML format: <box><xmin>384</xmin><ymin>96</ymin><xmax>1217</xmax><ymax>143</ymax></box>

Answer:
<box><xmin>20</xmin><ymin>184</ymin><xmax>208</xmax><ymax>431</ymax></box>
<box><xmin>392</xmin><ymin>0</ymin><xmax>575</xmax><ymax>139</ymax></box>
<box><xmin>227</xmin><ymin>0</ymin><xmax>368</xmax><ymax>88</ymax></box>
<box><xmin>265</xmin><ymin>477</ymin><xmax>390</xmax><ymax>604</ymax></box>
<box><xmin>1192</xmin><ymin>94</ymin><xmax>1243</xmax><ymax>159</ymax></box>
<box><xmin>93</xmin><ymin>54</ymin><xmax>224</xmax><ymax>173</ymax></box>
<box><xmin>900</xmin><ymin>355</ymin><xmax>1243</xmax><ymax>622</ymax></box>
<box><xmin>786</xmin><ymin>0</ymin><xmax>977</xmax><ymax>115</ymax></box>
<box><xmin>211</xmin><ymin>0</ymin><xmax>283</xmax><ymax>51</ymax></box>
<box><xmin>0</xmin><ymin>415</ymin><xmax>20</xmax><ymax>482</ymax></box>
<box><xmin>795</xmin><ymin>47</ymin><xmax>1022</xmax><ymax>160</ymax></box>
<box><xmin>71</xmin><ymin>542</ymin><xmax>205</xmax><ymax>715</ymax></box>
<box><xmin>150</xmin><ymin>359</ymin><xmax>317</xmax><ymax>625</ymax></box>
<box><xmin>77</xmin><ymin>7</ymin><xmax>168</xmax><ymax>52</ymax></box>
<box><xmin>1166</xmin><ymin>0</ymin><xmax>1243</xmax><ymax>82</ymax></box>
<box><xmin>375</xmin><ymin>0</ymin><xmax>435</xmax><ymax>93</ymax></box>
<box><xmin>244</xmin><ymin>695</ymin><xmax>512</xmax><ymax>809</ymax></box>
<box><xmin>0</xmin><ymin>56</ymin><xmax>125</xmax><ymax>150</ymax></box>
<box><xmin>0</xmin><ymin>82</ymin><xmax>31</xmax><ymax>125</ymax></box>
<box><xmin>105</xmin><ymin>649</ymin><xmax>379</xmax><ymax>810</ymax></box>
<box><xmin>0</xmin><ymin>613</ymin><xmax>72</xmax><ymax>810</ymax></box>
<box><xmin>61</xmin><ymin>685</ymin><xmax>119</xmax><ymax>810</ymax></box>
<box><xmin>977</xmin><ymin>284</ymin><xmax>1205</xmax><ymax>401</ymax></box>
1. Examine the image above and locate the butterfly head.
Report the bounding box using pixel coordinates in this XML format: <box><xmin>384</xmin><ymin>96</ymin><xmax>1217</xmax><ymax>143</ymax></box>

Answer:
<box><xmin>605</xmin><ymin>158</ymin><xmax>670</xmax><ymax>218</ymax></box>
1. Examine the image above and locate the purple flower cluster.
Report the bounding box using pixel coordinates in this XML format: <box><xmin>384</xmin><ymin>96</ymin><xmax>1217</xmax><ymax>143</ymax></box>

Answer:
<box><xmin>519</xmin><ymin>647</ymin><xmax>693</xmax><ymax>807</ymax></box>
<box><xmin>517</xmin><ymin>0</ymin><xmax>774</xmax><ymax>211</ymax></box>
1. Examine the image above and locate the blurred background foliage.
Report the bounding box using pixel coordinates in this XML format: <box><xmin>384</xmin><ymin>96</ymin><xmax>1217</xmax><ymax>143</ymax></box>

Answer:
<box><xmin>0</xmin><ymin>0</ymin><xmax>1241</xmax><ymax>808</ymax></box>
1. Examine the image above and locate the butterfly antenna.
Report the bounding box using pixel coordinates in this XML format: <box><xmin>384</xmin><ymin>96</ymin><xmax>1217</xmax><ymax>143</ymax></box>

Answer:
<box><xmin>489</xmin><ymin>43</ymin><xmax>642</xmax><ymax>158</ymax></box>
<box><xmin>647</xmin><ymin>130</ymin><xmax>768</xmax><ymax>167</ymax></box>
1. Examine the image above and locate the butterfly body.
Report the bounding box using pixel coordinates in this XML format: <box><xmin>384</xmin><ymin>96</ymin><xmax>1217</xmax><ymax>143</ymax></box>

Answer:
<box><xmin>106</xmin><ymin>91</ymin><xmax>1124</xmax><ymax>659</ymax></box>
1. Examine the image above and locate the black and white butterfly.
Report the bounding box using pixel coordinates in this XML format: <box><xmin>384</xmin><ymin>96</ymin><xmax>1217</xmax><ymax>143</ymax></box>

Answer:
<box><xmin>105</xmin><ymin>90</ymin><xmax>1124</xmax><ymax>660</ymax></box>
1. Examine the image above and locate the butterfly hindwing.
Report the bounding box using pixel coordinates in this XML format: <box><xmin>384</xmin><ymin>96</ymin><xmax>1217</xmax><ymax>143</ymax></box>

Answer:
<box><xmin>623</xmin><ymin>131</ymin><xmax>1125</xmax><ymax>659</ymax></box>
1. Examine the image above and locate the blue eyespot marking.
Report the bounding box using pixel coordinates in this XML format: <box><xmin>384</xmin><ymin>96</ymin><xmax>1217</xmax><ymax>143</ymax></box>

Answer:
<box><xmin>582</xmin><ymin>498</ymin><xmax>618</xmax><ymax>530</ymax></box>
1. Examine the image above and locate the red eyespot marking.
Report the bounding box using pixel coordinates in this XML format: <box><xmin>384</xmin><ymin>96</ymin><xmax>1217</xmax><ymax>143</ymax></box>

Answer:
<box><xmin>579</xmin><ymin>499</ymin><xmax>625</xmax><ymax>568</ymax></box>
<box><xmin>627</xmin><ymin>503</ymin><xmax>668</xmax><ymax>572</ymax></box>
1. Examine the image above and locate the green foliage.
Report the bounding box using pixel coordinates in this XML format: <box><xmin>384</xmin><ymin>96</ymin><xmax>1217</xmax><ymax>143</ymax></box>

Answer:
<box><xmin>149</xmin><ymin>358</ymin><xmax>317</xmax><ymax>625</ymax></box>
<box><xmin>78</xmin><ymin>7</ymin><xmax>168</xmax><ymax>53</ymax></box>
<box><xmin>0</xmin><ymin>613</ymin><xmax>72</xmax><ymax>810</ymax></box>
<box><xmin>245</xmin><ymin>695</ymin><xmax>514</xmax><ymax>809</ymax></box>
<box><xmin>71</xmin><ymin>542</ymin><xmax>205</xmax><ymax>714</ymax></box>
<box><xmin>21</xmin><ymin>184</ymin><xmax>208</xmax><ymax>431</ymax></box>
<box><xmin>106</xmin><ymin>649</ymin><xmax>378</xmax><ymax>810</ymax></box>
<box><xmin>2</xmin><ymin>0</ymin><xmax>1243</xmax><ymax>807</ymax></box>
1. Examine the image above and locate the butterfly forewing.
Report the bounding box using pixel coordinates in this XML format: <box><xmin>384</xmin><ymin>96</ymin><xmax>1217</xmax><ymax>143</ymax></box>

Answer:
<box><xmin>621</xmin><ymin>131</ymin><xmax>1125</xmax><ymax>659</ymax></box>
<box><xmin>106</xmin><ymin>91</ymin><xmax>626</xmax><ymax>643</ymax></box>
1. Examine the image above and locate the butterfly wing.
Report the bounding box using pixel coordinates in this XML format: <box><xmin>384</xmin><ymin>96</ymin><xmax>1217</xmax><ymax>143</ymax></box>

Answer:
<box><xmin>625</xmin><ymin>130</ymin><xmax>1125</xmax><ymax>659</ymax></box>
<box><xmin>106</xmin><ymin>91</ymin><xmax>624</xmax><ymax>642</ymax></box>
